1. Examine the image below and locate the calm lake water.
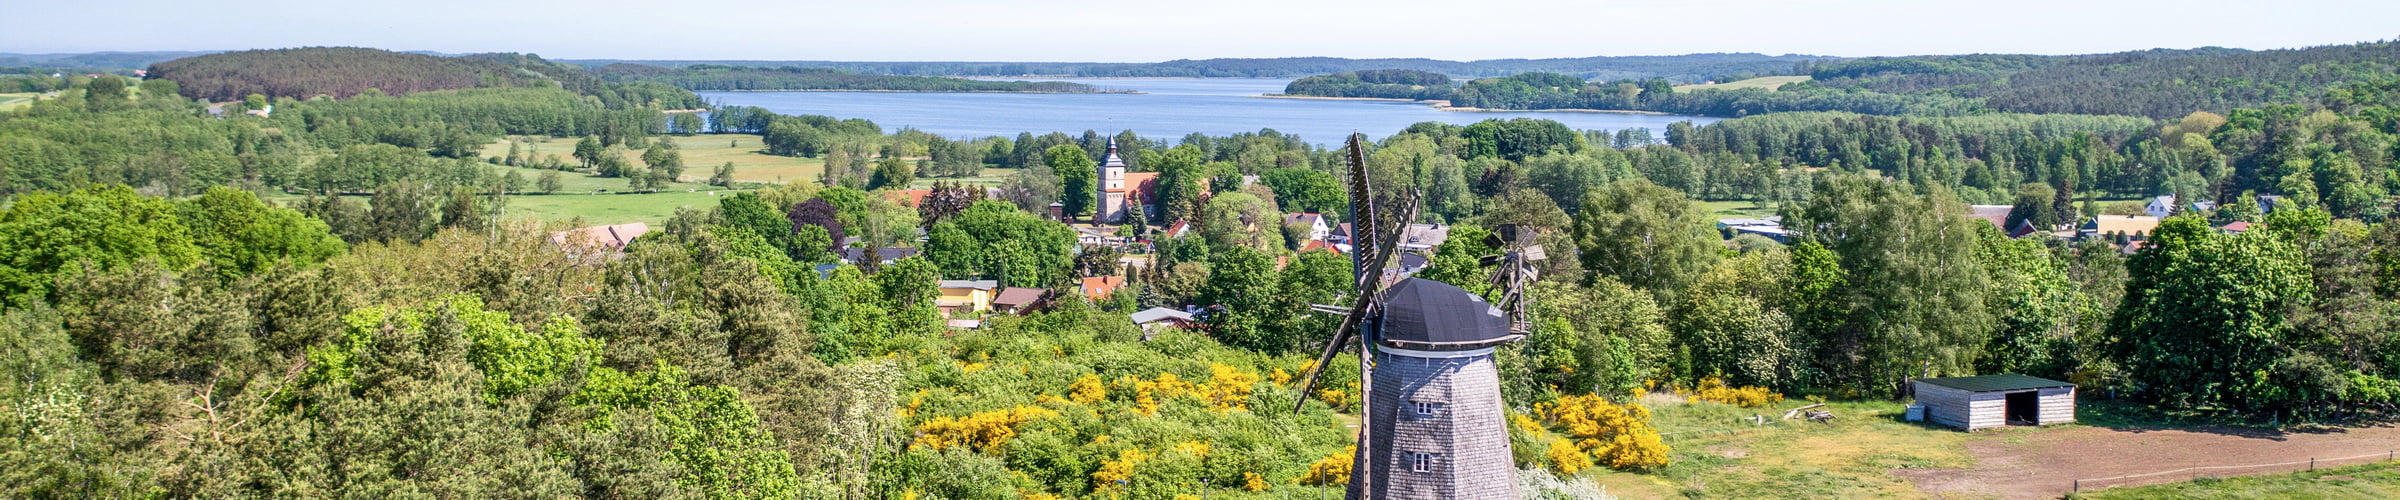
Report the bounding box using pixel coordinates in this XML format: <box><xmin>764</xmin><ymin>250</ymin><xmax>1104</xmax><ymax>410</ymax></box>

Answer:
<box><xmin>699</xmin><ymin>78</ymin><xmax>1718</xmax><ymax>145</ymax></box>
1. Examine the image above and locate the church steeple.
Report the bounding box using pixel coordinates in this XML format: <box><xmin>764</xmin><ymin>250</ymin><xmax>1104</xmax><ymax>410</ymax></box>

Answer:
<box><xmin>1099</xmin><ymin>137</ymin><xmax>1128</xmax><ymax>223</ymax></box>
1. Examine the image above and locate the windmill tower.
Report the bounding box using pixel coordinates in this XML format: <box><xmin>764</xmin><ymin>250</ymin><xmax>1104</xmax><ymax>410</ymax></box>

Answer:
<box><xmin>1295</xmin><ymin>134</ymin><xmax>1540</xmax><ymax>499</ymax></box>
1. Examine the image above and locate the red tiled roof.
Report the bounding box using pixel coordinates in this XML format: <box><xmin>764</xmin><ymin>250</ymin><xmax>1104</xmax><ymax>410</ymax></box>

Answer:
<box><xmin>1299</xmin><ymin>240</ymin><xmax>1343</xmax><ymax>254</ymax></box>
<box><xmin>2220</xmin><ymin>221</ymin><xmax>2253</xmax><ymax>232</ymax></box>
<box><xmin>883</xmin><ymin>189</ymin><xmax>933</xmax><ymax>207</ymax></box>
<box><xmin>1080</xmin><ymin>276</ymin><xmax>1125</xmax><ymax>299</ymax></box>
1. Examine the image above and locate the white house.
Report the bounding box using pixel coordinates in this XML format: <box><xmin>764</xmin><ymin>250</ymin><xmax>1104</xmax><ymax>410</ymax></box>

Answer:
<box><xmin>1285</xmin><ymin>213</ymin><xmax>1330</xmax><ymax>242</ymax></box>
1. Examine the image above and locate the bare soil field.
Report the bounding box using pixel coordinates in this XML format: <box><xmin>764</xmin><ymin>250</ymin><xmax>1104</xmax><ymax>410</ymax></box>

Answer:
<box><xmin>1899</xmin><ymin>423</ymin><xmax>2400</xmax><ymax>498</ymax></box>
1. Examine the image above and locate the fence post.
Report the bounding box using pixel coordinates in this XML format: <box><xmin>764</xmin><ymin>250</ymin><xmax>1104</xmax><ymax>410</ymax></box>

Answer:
<box><xmin>2072</xmin><ymin>479</ymin><xmax>2079</xmax><ymax>493</ymax></box>
<box><xmin>2310</xmin><ymin>457</ymin><xmax>2316</xmax><ymax>471</ymax></box>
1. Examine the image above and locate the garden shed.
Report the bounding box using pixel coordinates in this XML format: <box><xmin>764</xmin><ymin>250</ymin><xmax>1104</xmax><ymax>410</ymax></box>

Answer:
<box><xmin>1913</xmin><ymin>374</ymin><xmax>2075</xmax><ymax>431</ymax></box>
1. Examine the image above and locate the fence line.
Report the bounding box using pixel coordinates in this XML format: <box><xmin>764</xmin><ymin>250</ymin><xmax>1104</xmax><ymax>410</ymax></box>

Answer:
<box><xmin>2071</xmin><ymin>450</ymin><xmax>2399</xmax><ymax>493</ymax></box>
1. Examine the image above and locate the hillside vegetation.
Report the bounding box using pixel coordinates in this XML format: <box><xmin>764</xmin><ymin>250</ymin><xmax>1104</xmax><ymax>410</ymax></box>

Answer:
<box><xmin>1281</xmin><ymin>41</ymin><xmax>2400</xmax><ymax>119</ymax></box>
<box><xmin>147</xmin><ymin>47</ymin><xmax>550</xmax><ymax>101</ymax></box>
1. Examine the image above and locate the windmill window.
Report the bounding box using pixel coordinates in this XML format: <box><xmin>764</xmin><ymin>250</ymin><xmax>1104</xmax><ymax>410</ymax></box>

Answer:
<box><xmin>1413</xmin><ymin>401</ymin><xmax>1438</xmax><ymax>415</ymax></box>
<box><xmin>1411</xmin><ymin>452</ymin><xmax>1434</xmax><ymax>472</ymax></box>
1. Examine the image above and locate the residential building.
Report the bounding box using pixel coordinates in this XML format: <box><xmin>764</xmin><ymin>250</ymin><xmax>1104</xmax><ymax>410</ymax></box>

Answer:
<box><xmin>935</xmin><ymin>280</ymin><xmax>1000</xmax><ymax>316</ymax></box>
<box><xmin>1080</xmin><ymin>275</ymin><xmax>1126</xmax><ymax>300</ymax></box>
<box><xmin>992</xmin><ymin>287</ymin><xmax>1047</xmax><ymax>314</ymax></box>
<box><xmin>1286</xmin><ymin>213</ymin><xmax>1331</xmax><ymax>241</ymax></box>
<box><xmin>550</xmin><ymin>222</ymin><xmax>650</xmax><ymax>253</ymax></box>
<box><xmin>1128</xmin><ymin>307</ymin><xmax>1196</xmax><ymax>332</ymax></box>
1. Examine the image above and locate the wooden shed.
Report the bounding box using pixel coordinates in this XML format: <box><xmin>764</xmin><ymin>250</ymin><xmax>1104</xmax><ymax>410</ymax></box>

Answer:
<box><xmin>1913</xmin><ymin>374</ymin><xmax>2075</xmax><ymax>431</ymax></box>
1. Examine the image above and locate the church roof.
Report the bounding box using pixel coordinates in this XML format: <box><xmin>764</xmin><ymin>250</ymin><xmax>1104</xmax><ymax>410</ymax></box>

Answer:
<box><xmin>1376</xmin><ymin>278</ymin><xmax>1518</xmax><ymax>350</ymax></box>
<box><xmin>1100</xmin><ymin>139</ymin><xmax>1126</xmax><ymax>168</ymax></box>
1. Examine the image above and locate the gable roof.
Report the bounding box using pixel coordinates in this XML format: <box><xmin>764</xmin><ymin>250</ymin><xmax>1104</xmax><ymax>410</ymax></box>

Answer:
<box><xmin>992</xmin><ymin>287</ymin><xmax>1047</xmax><ymax>307</ymax></box>
<box><xmin>1080</xmin><ymin>275</ymin><xmax>1125</xmax><ymax>299</ymax></box>
<box><xmin>550</xmin><ymin>222</ymin><xmax>651</xmax><ymax>251</ymax></box>
<box><xmin>1916</xmin><ymin>374</ymin><xmax>2075</xmax><ymax>392</ymax></box>
<box><xmin>2220</xmin><ymin>221</ymin><xmax>2253</xmax><ymax>233</ymax></box>
<box><xmin>883</xmin><ymin>189</ymin><xmax>933</xmax><ymax>207</ymax></box>
<box><xmin>1286</xmin><ymin>213</ymin><xmax>1325</xmax><ymax>227</ymax></box>
<box><xmin>1298</xmin><ymin>240</ymin><xmax>1343</xmax><ymax>254</ymax></box>
<box><xmin>1965</xmin><ymin>205</ymin><xmax>2012</xmax><ymax>229</ymax></box>
<box><xmin>1129</xmin><ymin>307</ymin><xmax>1195</xmax><ymax>324</ymax></box>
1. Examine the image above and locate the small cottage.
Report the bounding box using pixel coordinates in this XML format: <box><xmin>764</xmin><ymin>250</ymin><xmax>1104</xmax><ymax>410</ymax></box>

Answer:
<box><xmin>1913</xmin><ymin>374</ymin><xmax>2076</xmax><ymax>431</ymax></box>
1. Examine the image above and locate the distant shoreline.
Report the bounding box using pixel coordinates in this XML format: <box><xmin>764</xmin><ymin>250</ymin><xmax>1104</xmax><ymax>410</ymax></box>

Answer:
<box><xmin>695</xmin><ymin>89</ymin><xmax>1141</xmax><ymax>95</ymax></box>
<box><xmin>1252</xmin><ymin>94</ymin><xmax>1677</xmax><ymax>115</ymax></box>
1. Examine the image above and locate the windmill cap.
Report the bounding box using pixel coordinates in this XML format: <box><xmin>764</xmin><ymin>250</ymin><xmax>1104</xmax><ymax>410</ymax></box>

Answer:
<box><xmin>1376</xmin><ymin>278</ymin><xmax>1520</xmax><ymax>350</ymax></box>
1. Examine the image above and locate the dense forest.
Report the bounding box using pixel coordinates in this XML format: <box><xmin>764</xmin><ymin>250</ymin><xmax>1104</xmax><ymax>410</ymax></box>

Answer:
<box><xmin>590</xmin><ymin>64</ymin><xmax>1108</xmax><ymax>93</ymax></box>
<box><xmin>148</xmin><ymin>47</ymin><xmax>556</xmax><ymax>101</ymax></box>
<box><xmin>1283</xmin><ymin>42</ymin><xmax>2400</xmax><ymax>119</ymax></box>
<box><xmin>564</xmin><ymin>53</ymin><xmax>1823</xmax><ymax>81</ymax></box>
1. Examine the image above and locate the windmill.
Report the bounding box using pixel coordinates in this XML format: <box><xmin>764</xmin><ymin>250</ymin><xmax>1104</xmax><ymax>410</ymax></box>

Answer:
<box><xmin>1293</xmin><ymin>134</ymin><xmax>1541</xmax><ymax>499</ymax></box>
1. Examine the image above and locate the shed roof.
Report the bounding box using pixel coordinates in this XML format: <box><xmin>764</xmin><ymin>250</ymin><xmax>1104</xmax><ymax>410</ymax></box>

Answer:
<box><xmin>1917</xmin><ymin>374</ymin><xmax>2075</xmax><ymax>392</ymax></box>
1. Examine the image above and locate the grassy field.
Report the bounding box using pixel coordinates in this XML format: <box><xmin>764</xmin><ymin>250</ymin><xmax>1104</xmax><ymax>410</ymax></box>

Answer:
<box><xmin>1576</xmin><ymin>398</ymin><xmax>1978</xmax><ymax>498</ymax></box>
<box><xmin>481</xmin><ymin>134</ymin><xmax>823</xmax><ymax>185</ymax></box>
<box><xmin>2076</xmin><ymin>460</ymin><xmax>2400</xmax><ymax>499</ymax></box>
<box><xmin>1678</xmin><ymin>75</ymin><xmax>1813</xmax><ymax>93</ymax></box>
<box><xmin>0</xmin><ymin>92</ymin><xmax>38</xmax><ymax>112</ymax></box>
<box><xmin>1698</xmin><ymin>200</ymin><xmax>1779</xmax><ymax>217</ymax></box>
<box><xmin>266</xmin><ymin>162</ymin><xmax>751</xmax><ymax>227</ymax></box>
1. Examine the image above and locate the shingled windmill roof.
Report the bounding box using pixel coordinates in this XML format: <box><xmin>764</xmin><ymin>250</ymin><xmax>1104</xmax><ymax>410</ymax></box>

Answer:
<box><xmin>1376</xmin><ymin>278</ymin><xmax>1519</xmax><ymax>351</ymax></box>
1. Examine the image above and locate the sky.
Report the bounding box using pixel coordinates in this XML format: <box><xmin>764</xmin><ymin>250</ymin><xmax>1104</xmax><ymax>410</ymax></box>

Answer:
<box><xmin>4</xmin><ymin>0</ymin><xmax>2396</xmax><ymax>61</ymax></box>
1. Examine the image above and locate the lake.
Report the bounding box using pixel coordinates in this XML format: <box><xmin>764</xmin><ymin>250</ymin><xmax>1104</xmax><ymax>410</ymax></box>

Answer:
<box><xmin>698</xmin><ymin>78</ymin><xmax>1719</xmax><ymax>145</ymax></box>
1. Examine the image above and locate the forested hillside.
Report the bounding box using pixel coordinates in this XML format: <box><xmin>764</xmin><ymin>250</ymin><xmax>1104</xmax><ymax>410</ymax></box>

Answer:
<box><xmin>591</xmin><ymin>64</ymin><xmax>1107</xmax><ymax>93</ymax></box>
<box><xmin>147</xmin><ymin>47</ymin><xmax>555</xmax><ymax>101</ymax></box>
<box><xmin>1290</xmin><ymin>42</ymin><xmax>2400</xmax><ymax>119</ymax></box>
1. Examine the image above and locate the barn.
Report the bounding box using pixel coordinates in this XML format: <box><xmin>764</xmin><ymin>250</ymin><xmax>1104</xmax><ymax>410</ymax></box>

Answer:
<box><xmin>1913</xmin><ymin>374</ymin><xmax>2075</xmax><ymax>431</ymax></box>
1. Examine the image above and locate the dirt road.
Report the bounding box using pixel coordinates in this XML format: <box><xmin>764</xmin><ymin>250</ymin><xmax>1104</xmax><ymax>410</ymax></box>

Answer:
<box><xmin>1898</xmin><ymin>423</ymin><xmax>2400</xmax><ymax>498</ymax></box>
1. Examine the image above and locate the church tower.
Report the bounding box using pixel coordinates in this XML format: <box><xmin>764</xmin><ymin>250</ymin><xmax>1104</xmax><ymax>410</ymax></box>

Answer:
<box><xmin>1098</xmin><ymin>138</ymin><xmax>1128</xmax><ymax>223</ymax></box>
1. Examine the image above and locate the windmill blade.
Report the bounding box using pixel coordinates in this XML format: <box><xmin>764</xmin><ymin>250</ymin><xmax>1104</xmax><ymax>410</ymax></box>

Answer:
<box><xmin>1293</xmin><ymin>133</ymin><xmax>1390</xmax><ymax>411</ymax></box>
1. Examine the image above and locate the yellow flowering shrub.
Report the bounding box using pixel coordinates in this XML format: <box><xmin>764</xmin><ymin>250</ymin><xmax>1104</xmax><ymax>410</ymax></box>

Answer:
<box><xmin>1092</xmin><ymin>448</ymin><xmax>1151</xmax><ymax>489</ymax></box>
<box><xmin>1269</xmin><ymin>368</ymin><xmax>1291</xmax><ymax>386</ymax></box>
<box><xmin>913</xmin><ymin>405</ymin><xmax>1060</xmax><ymax>451</ymax></box>
<box><xmin>1533</xmin><ymin>394</ymin><xmax>1670</xmax><ymax>470</ymax></box>
<box><xmin>1068</xmin><ymin>374</ymin><xmax>1107</xmax><ymax>404</ymax></box>
<box><xmin>1243</xmin><ymin>472</ymin><xmax>1268</xmax><ymax>491</ymax></box>
<box><xmin>1173</xmin><ymin>440</ymin><xmax>1212</xmax><ymax>457</ymax></box>
<box><xmin>1203</xmin><ymin>364</ymin><xmax>1259</xmax><ymax>411</ymax></box>
<box><xmin>1545</xmin><ymin>439</ymin><xmax>1592</xmax><ymax>474</ymax></box>
<box><xmin>1298</xmin><ymin>446</ymin><xmax>1354</xmax><ymax>486</ymax></box>
<box><xmin>1510</xmin><ymin>413</ymin><xmax>1545</xmax><ymax>435</ymax></box>
<box><xmin>1601</xmin><ymin>429</ymin><xmax>1671</xmax><ymax>469</ymax></box>
<box><xmin>1676</xmin><ymin>376</ymin><xmax>1784</xmax><ymax>408</ymax></box>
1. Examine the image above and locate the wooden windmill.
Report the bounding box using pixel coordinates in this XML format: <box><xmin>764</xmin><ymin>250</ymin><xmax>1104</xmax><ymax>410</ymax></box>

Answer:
<box><xmin>1293</xmin><ymin>134</ymin><xmax>1539</xmax><ymax>499</ymax></box>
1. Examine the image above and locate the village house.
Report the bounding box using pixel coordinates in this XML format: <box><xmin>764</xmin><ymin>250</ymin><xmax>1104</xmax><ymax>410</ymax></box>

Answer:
<box><xmin>991</xmin><ymin>287</ymin><xmax>1047</xmax><ymax>314</ymax></box>
<box><xmin>549</xmin><ymin>222</ymin><xmax>650</xmax><ymax>254</ymax></box>
<box><xmin>1716</xmin><ymin>217</ymin><xmax>1790</xmax><ymax>243</ymax></box>
<box><xmin>2144</xmin><ymin>195</ymin><xmax>2216</xmax><ymax>218</ymax></box>
<box><xmin>1128</xmin><ymin>307</ymin><xmax>1197</xmax><ymax>333</ymax></box>
<box><xmin>1285</xmin><ymin>213</ymin><xmax>1330</xmax><ymax>242</ymax></box>
<box><xmin>935</xmin><ymin>280</ymin><xmax>999</xmax><ymax>316</ymax></box>
<box><xmin>2081</xmin><ymin>215</ymin><xmax>2163</xmax><ymax>240</ymax></box>
<box><xmin>1079</xmin><ymin>275</ymin><xmax>1125</xmax><ymax>300</ymax></box>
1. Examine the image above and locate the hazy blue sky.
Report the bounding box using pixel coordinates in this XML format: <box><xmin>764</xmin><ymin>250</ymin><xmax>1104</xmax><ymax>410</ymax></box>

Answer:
<box><xmin>4</xmin><ymin>0</ymin><xmax>2395</xmax><ymax>61</ymax></box>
